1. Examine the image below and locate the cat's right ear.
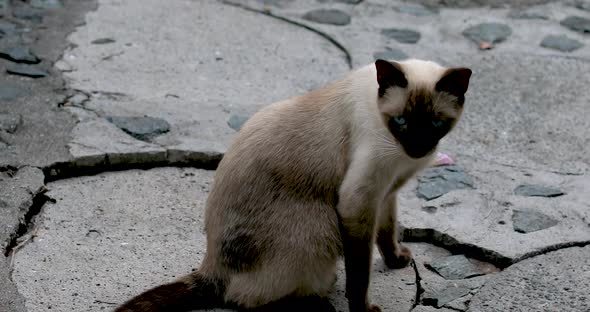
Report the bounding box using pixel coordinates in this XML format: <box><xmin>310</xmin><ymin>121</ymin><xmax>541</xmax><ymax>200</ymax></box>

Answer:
<box><xmin>375</xmin><ymin>59</ymin><xmax>408</xmax><ymax>97</ymax></box>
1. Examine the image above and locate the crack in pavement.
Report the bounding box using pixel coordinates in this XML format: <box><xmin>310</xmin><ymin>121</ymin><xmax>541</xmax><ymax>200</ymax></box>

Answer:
<box><xmin>410</xmin><ymin>258</ymin><xmax>424</xmax><ymax>310</ymax></box>
<box><xmin>219</xmin><ymin>0</ymin><xmax>353</xmax><ymax>69</ymax></box>
<box><xmin>3</xmin><ymin>190</ymin><xmax>53</xmax><ymax>259</ymax></box>
<box><xmin>403</xmin><ymin>227</ymin><xmax>590</xmax><ymax>269</ymax></box>
<box><xmin>42</xmin><ymin>150</ymin><xmax>222</xmax><ymax>183</ymax></box>
<box><xmin>403</xmin><ymin>228</ymin><xmax>512</xmax><ymax>268</ymax></box>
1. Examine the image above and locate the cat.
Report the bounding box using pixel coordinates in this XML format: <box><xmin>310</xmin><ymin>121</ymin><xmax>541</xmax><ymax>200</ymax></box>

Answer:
<box><xmin>115</xmin><ymin>59</ymin><xmax>471</xmax><ymax>312</ymax></box>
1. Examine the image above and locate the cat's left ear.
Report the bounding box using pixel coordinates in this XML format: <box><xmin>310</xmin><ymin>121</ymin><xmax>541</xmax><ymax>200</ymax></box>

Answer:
<box><xmin>435</xmin><ymin>68</ymin><xmax>472</xmax><ymax>97</ymax></box>
<box><xmin>375</xmin><ymin>59</ymin><xmax>408</xmax><ymax>97</ymax></box>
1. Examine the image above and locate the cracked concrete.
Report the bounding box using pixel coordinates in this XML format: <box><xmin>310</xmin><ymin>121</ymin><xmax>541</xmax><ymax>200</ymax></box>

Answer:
<box><xmin>1</xmin><ymin>0</ymin><xmax>590</xmax><ymax>311</ymax></box>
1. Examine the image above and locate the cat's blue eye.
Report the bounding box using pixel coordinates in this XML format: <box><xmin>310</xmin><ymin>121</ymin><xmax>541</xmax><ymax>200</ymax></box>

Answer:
<box><xmin>393</xmin><ymin>116</ymin><xmax>406</xmax><ymax>126</ymax></box>
<box><xmin>432</xmin><ymin>120</ymin><xmax>444</xmax><ymax>128</ymax></box>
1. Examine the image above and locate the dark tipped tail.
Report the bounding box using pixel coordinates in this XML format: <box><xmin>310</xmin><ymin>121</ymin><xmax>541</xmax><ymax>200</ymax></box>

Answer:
<box><xmin>115</xmin><ymin>271</ymin><xmax>226</xmax><ymax>312</ymax></box>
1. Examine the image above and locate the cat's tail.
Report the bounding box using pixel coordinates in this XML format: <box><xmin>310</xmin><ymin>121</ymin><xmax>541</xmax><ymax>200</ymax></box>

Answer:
<box><xmin>114</xmin><ymin>270</ymin><xmax>226</xmax><ymax>312</ymax></box>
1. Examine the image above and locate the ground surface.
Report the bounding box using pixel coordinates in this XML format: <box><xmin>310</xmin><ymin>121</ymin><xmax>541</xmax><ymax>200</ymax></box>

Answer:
<box><xmin>1</xmin><ymin>0</ymin><xmax>589</xmax><ymax>311</ymax></box>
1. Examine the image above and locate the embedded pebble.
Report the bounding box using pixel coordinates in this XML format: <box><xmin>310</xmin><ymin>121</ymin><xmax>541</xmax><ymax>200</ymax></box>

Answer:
<box><xmin>29</xmin><ymin>0</ymin><xmax>63</xmax><ymax>9</ymax></box>
<box><xmin>0</xmin><ymin>20</ymin><xmax>19</xmax><ymax>38</ymax></box>
<box><xmin>373</xmin><ymin>48</ymin><xmax>408</xmax><ymax>61</ymax></box>
<box><xmin>540</xmin><ymin>35</ymin><xmax>583</xmax><ymax>52</ymax></box>
<box><xmin>422</xmin><ymin>285</ymin><xmax>472</xmax><ymax>308</ymax></box>
<box><xmin>302</xmin><ymin>9</ymin><xmax>351</xmax><ymax>26</ymax></box>
<box><xmin>397</xmin><ymin>4</ymin><xmax>436</xmax><ymax>16</ymax></box>
<box><xmin>574</xmin><ymin>1</ymin><xmax>590</xmax><ymax>11</ymax></box>
<box><xmin>462</xmin><ymin>23</ymin><xmax>512</xmax><ymax>48</ymax></box>
<box><xmin>425</xmin><ymin>255</ymin><xmax>496</xmax><ymax>280</ymax></box>
<box><xmin>0</xmin><ymin>46</ymin><xmax>40</xmax><ymax>64</ymax></box>
<box><xmin>560</xmin><ymin>16</ymin><xmax>590</xmax><ymax>34</ymax></box>
<box><xmin>512</xmin><ymin>208</ymin><xmax>558</xmax><ymax>233</ymax></box>
<box><xmin>91</xmin><ymin>38</ymin><xmax>116</xmax><ymax>45</ymax></box>
<box><xmin>507</xmin><ymin>10</ymin><xmax>548</xmax><ymax>20</ymax></box>
<box><xmin>0</xmin><ymin>84</ymin><xmax>27</xmax><ymax>100</ymax></box>
<box><xmin>6</xmin><ymin>64</ymin><xmax>49</xmax><ymax>78</ymax></box>
<box><xmin>11</xmin><ymin>6</ymin><xmax>44</xmax><ymax>23</ymax></box>
<box><xmin>514</xmin><ymin>184</ymin><xmax>564</xmax><ymax>197</ymax></box>
<box><xmin>227</xmin><ymin>114</ymin><xmax>249</xmax><ymax>131</ymax></box>
<box><xmin>416</xmin><ymin>165</ymin><xmax>475</xmax><ymax>200</ymax></box>
<box><xmin>381</xmin><ymin>28</ymin><xmax>421</xmax><ymax>44</ymax></box>
<box><xmin>318</xmin><ymin>0</ymin><xmax>363</xmax><ymax>4</ymax></box>
<box><xmin>105</xmin><ymin>116</ymin><xmax>171</xmax><ymax>141</ymax></box>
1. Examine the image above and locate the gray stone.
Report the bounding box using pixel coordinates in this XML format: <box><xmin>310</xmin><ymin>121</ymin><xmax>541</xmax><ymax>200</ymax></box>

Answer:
<box><xmin>421</xmin><ymin>205</ymin><xmax>437</xmax><ymax>214</ymax></box>
<box><xmin>574</xmin><ymin>1</ymin><xmax>590</xmax><ymax>12</ymax></box>
<box><xmin>0</xmin><ymin>84</ymin><xmax>27</xmax><ymax>101</ymax></box>
<box><xmin>105</xmin><ymin>116</ymin><xmax>171</xmax><ymax>141</ymax></box>
<box><xmin>227</xmin><ymin>114</ymin><xmax>249</xmax><ymax>131</ymax></box>
<box><xmin>0</xmin><ymin>113</ymin><xmax>22</xmax><ymax>133</ymax></box>
<box><xmin>381</xmin><ymin>28</ymin><xmax>421</xmax><ymax>44</ymax></box>
<box><xmin>540</xmin><ymin>35</ymin><xmax>583</xmax><ymax>52</ymax></box>
<box><xmin>29</xmin><ymin>0</ymin><xmax>63</xmax><ymax>9</ymax></box>
<box><xmin>12</xmin><ymin>6</ymin><xmax>44</xmax><ymax>23</ymax></box>
<box><xmin>68</xmin><ymin>119</ymin><xmax>167</xmax><ymax>167</ymax></box>
<box><xmin>443</xmin><ymin>294</ymin><xmax>471</xmax><ymax>311</ymax></box>
<box><xmin>425</xmin><ymin>254</ymin><xmax>492</xmax><ymax>280</ymax></box>
<box><xmin>512</xmin><ymin>208</ymin><xmax>558</xmax><ymax>233</ymax></box>
<box><xmin>514</xmin><ymin>184</ymin><xmax>565</xmax><ymax>197</ymax></box>
<box><xmin>412</xmin><ymin>307</ymin><xmax>455</xmax><ymax>312</ymax></box>
<box><xmin>411</xmin><ymin>244</ymin><xmax>493</xmax><ymax>311</ymax></box>
<box><xmin>0</xmin><ymin>0</ymin><xmax>90</xmax><ymax>168</ymax></box>
<box><xmin>325</xmin><ymin>0</ymin><xmax>363</xmax><ymax>4</ymax></box>
<box><xmin>397</xmin><ymin>4</ymin><xmax>436</xmax><ymax>16</ymax></box>
<box><xmin>0</xmin><ymin>20</ymin><xmax>18</xmax><ymax>38</ymax></box>
<box><xmin>302</xmin><ymin>9</ymin><xmax>351</xmax><ymax>26</ymax></box>
<box><xmin>400</xmin><ymin>161</ymin><xmax>590</xmax><ymax>263</ymax></box>
<box><xmin>560</xmin><ymin>16</ymin><xmax>590</xmax><ymax>34</ymax></box>
<box><xmin>0</xmin><ymin>46</ymin><xmax>41</xmax><ymax>64</ymax></box>
<box><xmin>373</xmin><ymin>48</ymin><xmax>408</xmax><ymax>61</ymax></box>
<box><xmin>91</xmin><ymin>38</ymin><xmax>116</xmax><ymax>44</ymax></box>
<box><xmin>6</xmin><ymin>64</ymin><xmax>49</xmax><ymax>78</ymax></box>
<box><xmin>462</xmin><ymin>23</ymin><xmax>512</xmax><ymax>45</ymax></box>
<box><xmin>423</xmin><ymin>284</ymin><xmax>472</xmax><ymax>308</ymax></box>
<box><xmin>507</xmin><ymin>10</ymin><xmax>548</xmax><ymax>20</ymax></box>
<box><xmin>468</xmin><ymin>246</ymin><xmax>590</xmax><ymax>312</ymax></box>
<box><xmin>416</xmin><ymin>165</ymin><xmax>475</xmax><ymax>200</ymax></box>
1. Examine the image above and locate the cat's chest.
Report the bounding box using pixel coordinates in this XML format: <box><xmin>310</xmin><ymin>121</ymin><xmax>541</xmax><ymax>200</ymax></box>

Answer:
<box><xmin>372</xmin><ymin>151</ymin><xmax>431</xmax><ymax>195</ymax></box>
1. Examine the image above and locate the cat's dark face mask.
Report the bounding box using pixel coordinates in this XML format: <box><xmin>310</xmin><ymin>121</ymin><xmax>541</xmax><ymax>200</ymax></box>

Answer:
<box><xmin>374</xmin><ymin>59</ymin><xmax>471</xmax><ymax>159</ymax></box>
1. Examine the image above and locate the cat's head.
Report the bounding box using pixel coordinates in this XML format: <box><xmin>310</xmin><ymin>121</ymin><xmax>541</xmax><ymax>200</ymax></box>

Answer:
<box><xmin>375</xmin><ymin>59</ymin><xmax>471</xmax><ymax>159</ymax></box>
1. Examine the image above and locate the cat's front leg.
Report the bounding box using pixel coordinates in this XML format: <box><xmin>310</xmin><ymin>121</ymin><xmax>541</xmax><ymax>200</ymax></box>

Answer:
<box><xmin>338</xmin><ymin>180</ymin><xmax>382</xmax><ymax>312</ymax></box>
<box><xmin>376</xmin><ymin>192</ymin><xmax>412</xmax><ymax>269</ymax></box>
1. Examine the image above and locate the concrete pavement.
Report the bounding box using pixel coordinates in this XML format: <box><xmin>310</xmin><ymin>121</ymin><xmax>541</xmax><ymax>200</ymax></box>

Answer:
<box><xmin>1</xmin><ymin>0</ymin><xmax>589</xmax><ymax>311</ymax></box>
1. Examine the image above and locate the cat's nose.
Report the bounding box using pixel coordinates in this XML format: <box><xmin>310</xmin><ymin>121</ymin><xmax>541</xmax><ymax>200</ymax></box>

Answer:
<box><xmin>404</xmin><ymin>141</ymin><xmax>437</xmax><ymax>159</ymax></box>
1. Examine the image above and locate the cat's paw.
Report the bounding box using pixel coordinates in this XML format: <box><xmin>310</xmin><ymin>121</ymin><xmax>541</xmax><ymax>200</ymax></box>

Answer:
<box><xmin>384</xmin><ymin>244</ymin><xmax>412</xmax><ymax>269</ymax></box>
<box><xmin>368</xmin><ymin>304</ymin><xmax>382</xmax><ymax>312</ymax></box>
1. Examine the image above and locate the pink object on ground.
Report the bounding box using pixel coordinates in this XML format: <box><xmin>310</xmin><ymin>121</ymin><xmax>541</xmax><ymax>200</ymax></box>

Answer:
<box><xmin>433</xmin><ymin>152</ymin><xmax>455</xmax><ymax>166</ymax></box>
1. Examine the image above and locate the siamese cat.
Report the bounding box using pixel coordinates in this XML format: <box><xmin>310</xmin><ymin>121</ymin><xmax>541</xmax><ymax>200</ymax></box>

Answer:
<box><xmin>116</xmin><ymin>59</ymin><xmax>471</xmax><ymax>312</ymax></box>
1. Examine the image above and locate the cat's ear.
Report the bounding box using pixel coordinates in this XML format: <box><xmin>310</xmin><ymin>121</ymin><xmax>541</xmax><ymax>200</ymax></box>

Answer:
<box><xmin>435</xmin><ymin>68</ymin><xmax>472</xmax><ymax>97</ymax></box>
<box><xmin>375</xmin><ymin>59</ymin><xmax>408</xmax><ymax>97</ymax></box>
